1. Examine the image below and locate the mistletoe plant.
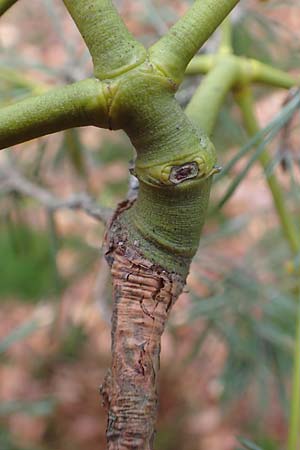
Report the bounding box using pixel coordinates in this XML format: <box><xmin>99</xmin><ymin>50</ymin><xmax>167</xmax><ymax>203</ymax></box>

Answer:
<box><xmin>1</xmin><ymin>1</ymin><xmax>300</xmax><ymax>449</ymax></box>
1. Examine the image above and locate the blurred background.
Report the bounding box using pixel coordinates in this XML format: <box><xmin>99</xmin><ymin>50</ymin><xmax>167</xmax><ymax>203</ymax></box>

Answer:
<box><xmin>0</xmin><ymin>1</ymin><xmax>300</xmax><ymax>449</ymax></box>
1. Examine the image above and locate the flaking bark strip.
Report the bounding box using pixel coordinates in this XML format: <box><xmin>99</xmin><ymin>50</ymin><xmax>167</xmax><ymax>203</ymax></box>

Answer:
<box><xmin>101</xmin><ymin>240</ymin><xmax>184</xmax><ymax>450</ymax></box>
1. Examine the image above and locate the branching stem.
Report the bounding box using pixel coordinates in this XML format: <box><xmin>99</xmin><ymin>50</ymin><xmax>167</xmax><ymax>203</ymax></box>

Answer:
<box><xmin>0</xmin><ymin>79</ymin><xmax>108</xmax><ymax>149</ymax></box>
<box><xmin>62</xmin><ymin>0</ymin><xmax>146</xmax><ymax>79</ymax></box>
<box><xmin>186</xmin><ymin>55</ymin><xmax>299</xmax><ymax>90</ymax></box>
<box><xmin>149</xmin><ymin>0</ymin><xmax>239</xmax><ymax>83</ymax></box>
<box><xmin>186</xmin><ymin>59</ymin><xmax>239</xmax><ymax>135</ymax></box>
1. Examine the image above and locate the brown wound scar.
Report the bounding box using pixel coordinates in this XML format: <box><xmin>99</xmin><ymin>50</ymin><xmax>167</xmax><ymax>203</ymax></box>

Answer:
<box><xmin>169</xmin><ymin>161</ymin><xmax>199</xmax><ymax>184</ymax></box>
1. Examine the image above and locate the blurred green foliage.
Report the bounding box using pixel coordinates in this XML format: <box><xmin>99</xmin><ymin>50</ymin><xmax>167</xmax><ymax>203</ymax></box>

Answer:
<box><xmin>58</xmin><ymin>324</ymin><xmax>87</xmax><ymax>361</ymax></box>
<box><xmin>0</xmin><ymin>428</ymin><xmax>41</xmax><ymax>450</ymax></box>
<box><xmin>0</xmin><ymin>223</ymin><xmax>60</xmax><ymax>301</ymax></box>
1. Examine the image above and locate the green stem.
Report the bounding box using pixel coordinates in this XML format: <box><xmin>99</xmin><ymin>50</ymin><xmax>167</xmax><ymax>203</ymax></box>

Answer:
<box><xmin>112</xmin><ymin>67</ymin><xmax>216</xmax><ymax>275</ymax></box>
<box><xmin>250</xmin><ymin>60</ymin><xmax>299</xmax><ymax>89</ymax></box>
<box><xmin>149</xmin><ymin>0</ymin><xmax>239</xmax><ymax>83</ymax></box>
<box><xmin>236</xmin><ymin>85</ymin><xmax>300</xmax><ymax>255</ymax></box>
<box><xmin>219</xmin><ymin>16</ymin><xmax>233</xmax><ymax>54</ymax></box>
<box><xmin>185</xmin><ymin>55</ymin><xmax>215</xmax><ymax>75</ymax></box>
<box><xmin>186</xmin><ymin>56</ymin><xmax>299</xmax><ymax>90</ymax></box>
<box><xmin>63</xmin><ymin>0</ymin><xmax>146</xmax><ymax>80</ymax></box>
<box><xmin>113</xmin><ymin>58</ymin><xmax>239</xmax><ymax>275</ymax></box>
<box><xmin>0</xmin><ymin>0</ymin><xmax>18</xmax><ymax>16</ymax></box>
<box><xmin>0</xmin><ymin>79</ymin><xmax>108</xmax><ymax>149</ymax></box>
<box><xmin>186</xmin><ymin>58</ymin><xmax>239</xmax><ymax>135</ymax></box>
<box><xmin>289</xmin><ymin>286</ymin><xmax>300</xmax><ymax>450</ymax></box>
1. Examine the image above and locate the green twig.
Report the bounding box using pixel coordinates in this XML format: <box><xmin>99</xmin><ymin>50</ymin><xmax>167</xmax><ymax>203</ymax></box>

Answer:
<box><xmin>62</xmin><ymin>0</ymin><xmax>146</xmax><ymax>79</ymax></box>
<box><xmin>235</xmin><ymin>85</ymin><xmax>300</xmax><ymax>255</ymax></box>
<box><xmin>186</xmin><ymin>56</ymin><xmax>299</xmax><ymax>90</ymax></box>
<box><xmin>185</xmin><ymin>55</ymin><xmax>215</xmax><ymax>75</ymax></box>
<box><xmin>186</xmin><ymin>58</ymin><xmax>239</xmax><ymax>135</ymax></box>
<box><xmin>149</xmin><ymin>0</ymin><xmax>240</xmax><ymax>83</ymax></box>
<box><xmin>0</xmin><ymin>79</ymin><xmax>108</xmax><ymax>149</ymax></box>
<box><xmin>0</xmin><ymin>0</ymin><xmax>18</xmax><ymax>16</ymax></box>
<box><xmin>219</xmin><ymin>16</ymin><xmax>233</xmax><ymax>54</ymax></box>
<box><xmin>250</xmin><ymin>60</ymin><xmax>300</xmax><ymax>89</ymax></box>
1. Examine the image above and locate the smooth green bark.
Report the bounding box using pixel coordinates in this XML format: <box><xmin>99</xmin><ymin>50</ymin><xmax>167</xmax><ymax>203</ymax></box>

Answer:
<box><xmin>149</xmin><ymin>0</ymin><xmax>239</xmax><ymax>83</ymax></box>
<box><xmin>250</xmin><ymin>60</ymin><xmax>300</xmax><ymax>89</ymax></box>
<box><xmin>109</xmin><ymin>60</ymin><xmax>236</xmax><ymax>275</ymax></box>
<box><xmin>186</xmin><ymin>58</ymin><xmax>239</xmax><ymax>135</ymax></box>
<box><xmin>63</xmin><ymin>0</ymin><xmax>146</xmax><ymax>79</ymax></box>
<box><xmin>186</xmin><ymin>55</ymin><xmax>215</xmax><ymax>75</ymax></box>
<box><xmin>219</xmin><ymin>16</ymin><xmax>233</xmax><ymax>54</ymax></box>
<box><xmin>0</xmin><ymin>79</ymin><xmax>108</xmax><ymax>149</ymax></box>
<box><xmin>0</xmin><ymin>0</ymin><xmax>18</xmax><ymax>16</ymax></box>
<box><xmin>119</xmin><ymin>177</ymin><xmax>212</xmax><ymax>276</ymax></box>
<box><xmin>186</xmin><ymin>55</ymin><xmax>299</xmax><ymax>89</ymax></box>
<box><xmin>110</xmin><ymin>72</ymin><xmax>216</xmax><ymax>273</ymax></box>
<box><xmin>110</xmin><ymin>65</ymin><xmax>215</xmax><ymax>178</ymax></box>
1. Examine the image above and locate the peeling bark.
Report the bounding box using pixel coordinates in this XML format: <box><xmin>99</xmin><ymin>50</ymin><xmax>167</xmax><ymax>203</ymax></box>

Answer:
<box><xmin>101</xmin><ymin>213</ymin><xmax>184</xmax><ymax>449</ymax></box>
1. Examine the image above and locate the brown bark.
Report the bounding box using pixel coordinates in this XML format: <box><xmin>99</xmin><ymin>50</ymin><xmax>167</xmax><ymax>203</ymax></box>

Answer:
<box><xmin>101</xmin><ymin>207</ymin><xmax>184</xmax><ymax>449</ymax></box>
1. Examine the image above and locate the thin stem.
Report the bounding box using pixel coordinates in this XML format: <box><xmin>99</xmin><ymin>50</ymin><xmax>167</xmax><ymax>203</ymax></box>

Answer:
<box><xmin>219</xmin><ymin>16</ymin><xmax>233</xmax><ymax>54</ymax></box>
<box><xmin>250</xmin><ymin>60</ymin><xmax>300</xmax><ymax>89</ymax></box>
<box><xmin>149</xmin><ymin>0</ymin><xmax>239</xmax><ymax>83</ymax></box>
<box><xmin>0</xmin><ymin>79</ymin><xmax>108</xmax><ymax>149</ymax></box>
<box><xmin>63</xmin><ymin>0</ymin><xmax>146</xmax><ymax>80</ymax></box>
<box><xmin>235</xmin><ymin>86</ymin><xmax>300</xmax><ymax>255</ymax></box>
<box><xmin>185</xmin><ymin>55</ymin><xmax>215</xmax><ymax>75</ymax></box>
<box><xmin>186</xmin><ymin>58</ymin><xmax>239</xmax><ymax>135</ymax></box>
<box><xmin>0</xmin><ymin>0</ymin><xmax>18</xmax><ymax>16</ymax></box>
<box><xmin>288</xmin><ymin>286</ymin><xmax>300</xmax><ymax>450</ymax></box>
<box><xmin>186</xmin><ymin>55</ymin><xmax>299</xmax><ymax>90</ymax></box>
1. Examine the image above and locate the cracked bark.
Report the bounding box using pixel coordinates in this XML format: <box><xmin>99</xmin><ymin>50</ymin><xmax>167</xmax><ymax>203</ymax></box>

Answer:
<box><xmin>101</xmin><ymin>210</ymin><xmax>184</xmax><ymax>449</ymax></box>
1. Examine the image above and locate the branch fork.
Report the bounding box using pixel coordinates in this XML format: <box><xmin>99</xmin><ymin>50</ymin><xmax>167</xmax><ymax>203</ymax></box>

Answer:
<box><xmin>0</xmin><ymin>1</ymin><xmax>249</xmax><ymax>448</ymax></box>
